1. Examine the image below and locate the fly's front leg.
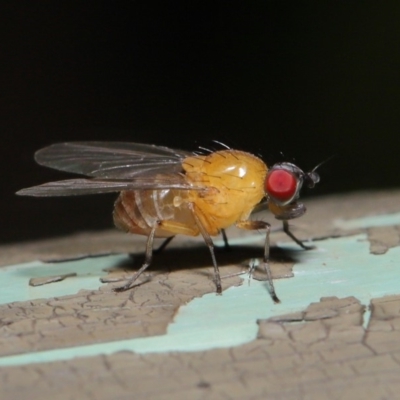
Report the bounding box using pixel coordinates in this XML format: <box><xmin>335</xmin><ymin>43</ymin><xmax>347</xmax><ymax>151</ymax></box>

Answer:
<box><xmin>282</xmin><ymin>220</ymin><xmax>314</xmax><ymax>250</ymax></box>
<box><xmin>270</xmin><ymin>202</ymin><xmax>314</xmax><ymax>250</ymax></box>
<box><xmin>114</xmin><ymin>223</ymin><xmax>158</xmax><ymax>292</ymax></box>
<box><xmin>236</xmin><ymin>220</ymin><xmax>280</xmax><ymax>304</ymax></box>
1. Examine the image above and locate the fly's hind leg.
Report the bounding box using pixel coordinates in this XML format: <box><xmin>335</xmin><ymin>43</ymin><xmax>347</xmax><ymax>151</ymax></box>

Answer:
<box><xmin>114</xmin><ymin>220</ymin><xmax>199</xmax><ymax>292</ymax></box>
<box><xmin>236</xmin><ymin>220</ymin><xmax>280</xmax><ymax>304</ymax></box>
<box><xmin>282</xmin><ymin>220</ymin><xmax>314</xmax><ymax>250</ymax></box>
<box><xmin>114</xmin><ymin>223</ymin><xmax>158</xmax><ymax>292</ymax></box>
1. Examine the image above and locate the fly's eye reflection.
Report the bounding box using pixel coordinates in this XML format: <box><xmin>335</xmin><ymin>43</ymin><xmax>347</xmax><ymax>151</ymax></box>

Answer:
<box><xmin>17</xmin><ymin>141</ymin><xmax>321</xmax><ymax>303</ymax></box>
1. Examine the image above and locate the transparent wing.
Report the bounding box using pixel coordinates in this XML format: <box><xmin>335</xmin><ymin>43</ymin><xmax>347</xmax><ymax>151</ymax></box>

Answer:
<box><xmin>16</xmin><ymin>175</ymin><xmax>202</xmax><ymax>197</ymax></box>
<box><xmin>34</xmin><ymin>142</ymin><xmax>192</xmax><ymax>178</ymax></box>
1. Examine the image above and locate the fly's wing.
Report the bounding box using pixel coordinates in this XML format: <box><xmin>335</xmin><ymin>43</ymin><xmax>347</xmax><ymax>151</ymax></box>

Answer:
<box><xmin>16</xmin><ymin>174</ymin><xmax>202</xmax><ymax>197</ymax></box>
<box><xmin>34</xmin><ymin>142</ymin><xmax>192</xmax><ymax>178</ymax></box>
<box><xmin>17</xmin><ymin>142</ymin><xmax>207</xmax><ymax>197</ymax></box>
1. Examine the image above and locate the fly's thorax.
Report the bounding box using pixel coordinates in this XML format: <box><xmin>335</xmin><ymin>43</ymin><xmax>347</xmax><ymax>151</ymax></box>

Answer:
<box><xmin>181</xmin><ymin>154</ymin><xmax>207</xmax><ymax>184</ymax></box>
<box><xmin>183</xmin><ymin>150</ymin><xmax>268</xmax><ymax>231</ymax></box>
<box><xmin>183</xmin><ymin>150</ymin><xmax>267</xmax><ymax>194</ymax></box>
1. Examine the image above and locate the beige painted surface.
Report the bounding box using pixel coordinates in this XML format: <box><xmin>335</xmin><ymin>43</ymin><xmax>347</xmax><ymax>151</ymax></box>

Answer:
<box><xmin>1</xmin><ymin>295</ymin><xmax>400</xmax><ymax>399</ymax></box>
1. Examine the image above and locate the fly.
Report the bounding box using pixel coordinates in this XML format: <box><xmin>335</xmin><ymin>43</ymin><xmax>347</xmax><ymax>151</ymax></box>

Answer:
<box><xmin>17</xmin><ymin>142</ymin><xmax>321</xmax><ymax>303</ymax></box>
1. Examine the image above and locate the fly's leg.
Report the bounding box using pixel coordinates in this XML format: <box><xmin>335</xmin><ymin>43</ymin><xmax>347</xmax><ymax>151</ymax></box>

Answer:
<box><xmin>114</xmin><ymin>223</ymin><xmax>158</xmax><ymax>292</ymax></box>
<box><xmin>221</xmin><ymin>229</ymin><xmax>231</xmax><ymax>251</ymax></box>
<box><xmin>189</xmin><ymin>203</ymin><xmax>222</xmax><ymax>294</ymax></box>
<box><xmin>270</xmin><ymin>202</ymin><xmax>314</xmax><ymax>249</ymax></box>
<box><xmin>282</xmin><ymin>220</ymin><xmax>314</xmax><ymax>250</ymax></box>
<box><xmin>248</xmin><ymin>258</ymin><xmax>257</xmax><ymax>279</ymax></box>
<box><xmin>128</xmin><ymin>235</ymin><xmax>174</xmax><ymax>261</ymax></box>
<box><xmin>115</xmin><ymin>221</ymin><xmax>199</xmax><ymax>293</ymax></box>
<box><xmin>153</xmin><ymin>236</ymin><xmax>175</xmax><ymax>255</ymax></box>
<box><xmin>236</xmin><ymin>220</ymin><xmax>280</xmax><ymax>304</ymax></box>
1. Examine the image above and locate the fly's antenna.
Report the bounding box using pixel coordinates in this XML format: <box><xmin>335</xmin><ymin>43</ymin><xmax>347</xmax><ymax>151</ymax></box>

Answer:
<box><xmin>305</xmin><ymin>155</ymin><xmax>335</xmax><ymax>188</ymax></box>
<box><xmin>310</xmin><ymin>154</ymin><xmax>336</xmax><ymax>173</ymax></box>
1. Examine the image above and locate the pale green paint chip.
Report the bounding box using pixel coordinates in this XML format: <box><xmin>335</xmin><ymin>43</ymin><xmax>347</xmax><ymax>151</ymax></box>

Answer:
<box><xmin>0</xmin><ymin>255</ymin><xmax>129</xmax><ymax>305</ymax></box>
<box><xmin>334</xmin><ymin>211</ymin><xmax>400</xmax><ymax>229</ymax></box>
<box><xmin>0</xmin><ymin>213</ymin><xmax>400</xmax><ymax>366</ymax></box>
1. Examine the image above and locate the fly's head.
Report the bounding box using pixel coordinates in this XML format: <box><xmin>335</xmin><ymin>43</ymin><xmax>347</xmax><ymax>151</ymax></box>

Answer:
<box><xmin>264</xmin><ymin>162</ymin><xmax>320</xmax><ymax>220</ymax></box>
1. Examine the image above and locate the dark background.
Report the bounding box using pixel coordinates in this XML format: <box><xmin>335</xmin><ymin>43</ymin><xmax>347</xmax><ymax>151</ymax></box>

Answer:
<box><xmin>2</xmin><ymin>2</ymin><xmax>400</xmax><ymax>243</ymax></box>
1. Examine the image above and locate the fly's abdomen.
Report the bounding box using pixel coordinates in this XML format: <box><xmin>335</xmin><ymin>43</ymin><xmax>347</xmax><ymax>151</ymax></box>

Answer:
<box><xmin>113</xmin><ymin>189</ymin><xmax>196</xmax><ymax>238</ymax></box>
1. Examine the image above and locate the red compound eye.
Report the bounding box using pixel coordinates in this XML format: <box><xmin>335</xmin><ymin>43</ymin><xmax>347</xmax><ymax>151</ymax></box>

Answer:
<box><xmin>265</xmin><ymin>169</ymin><xmax>297</xmax><ymax>202</ymax></box>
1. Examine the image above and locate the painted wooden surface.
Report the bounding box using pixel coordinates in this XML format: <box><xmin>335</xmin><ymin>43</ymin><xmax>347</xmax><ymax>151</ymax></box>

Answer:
<box><xmin>1</xmin><ymin>190</ymin><xmax>400</xmax><ymax>399</ymax></box>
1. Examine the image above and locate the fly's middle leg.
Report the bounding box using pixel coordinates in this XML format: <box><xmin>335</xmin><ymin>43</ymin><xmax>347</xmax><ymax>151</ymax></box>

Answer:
<box><xmin>220</xmin><ymin>229</ymin><xmax>231</xmax><ymax>251</ymax></box>
<box><xmin>188</xmin><ymin>203</ymin><xmax>222</xmax><ymax>295</ymax></box>
<box><xmin>153</xmin><ymin>236</ymin><xmax>175</xmax><ymax>255</ymax></box>
<box><xmin>236</xmin><ymin>220</ymin><xmax>280</xmax><ymax>304</ymax></box>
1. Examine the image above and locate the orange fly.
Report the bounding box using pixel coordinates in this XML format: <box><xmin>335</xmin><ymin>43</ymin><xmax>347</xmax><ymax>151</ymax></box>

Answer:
<box><xmin>17</xmin><ymin>142</ymin><xmax>320</xmax><ymax>303</ymax></box>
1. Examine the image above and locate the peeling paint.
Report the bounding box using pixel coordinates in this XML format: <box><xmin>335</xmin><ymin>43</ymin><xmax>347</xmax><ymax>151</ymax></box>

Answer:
<box><xmin>0</xmin><ymin>255</ymin><xmax>127</xmax><ymax>304</ymax></box>
<box><xmin>0</xmin><ymin>231</ymin><xmax>399</xmax><ymax>366</ymax></box>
